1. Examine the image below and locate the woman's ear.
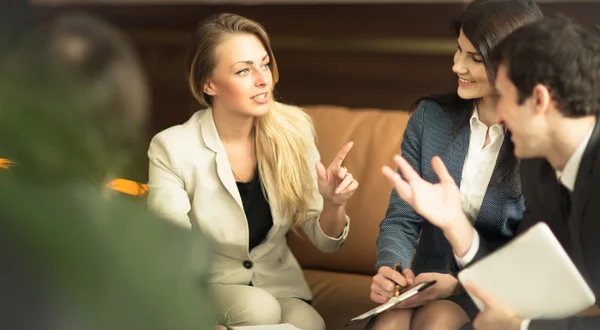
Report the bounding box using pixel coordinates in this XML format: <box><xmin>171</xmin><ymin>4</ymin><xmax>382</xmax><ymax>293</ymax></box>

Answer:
<box><xmin>203</xmin><ymin>80</ymin><xmax>217</xmax><ymax>96</ymax></box>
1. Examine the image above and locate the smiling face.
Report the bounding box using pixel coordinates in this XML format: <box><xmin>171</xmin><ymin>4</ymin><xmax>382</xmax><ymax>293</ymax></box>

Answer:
<box><xmin>452</xmin><ymin>29</ymin><xmax>495</xmax><ymax>100</ymax></box>
<box><xmin>203</xmin><ymin>33</ymin><xmax>273</xmax><ymax>118</ymax></box>
<box><xmin>495</xmin><ymin>64</ymin><xmax>551</xmax><ymax>158</ymax></box>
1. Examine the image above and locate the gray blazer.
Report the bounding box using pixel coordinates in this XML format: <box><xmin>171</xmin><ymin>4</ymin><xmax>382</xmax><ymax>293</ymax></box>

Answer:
<box><xmin>376</xmin><ymin>99</ymin><xmax>524</xmax><ymax>274</ymax></box>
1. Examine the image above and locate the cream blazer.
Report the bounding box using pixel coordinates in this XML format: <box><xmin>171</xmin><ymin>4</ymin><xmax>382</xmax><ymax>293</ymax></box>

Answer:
<box><xmin>147</xmin><ymin>105</ymin><xmax>349</xmax><ymax>300</ymax></box>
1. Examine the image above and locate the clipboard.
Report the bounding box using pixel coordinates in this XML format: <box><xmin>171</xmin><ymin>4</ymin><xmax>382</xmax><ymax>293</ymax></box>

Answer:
<box><xmin>345</xmin><ymin>280</ymin><xmax>436</xmax><ymax>326</ymax></box>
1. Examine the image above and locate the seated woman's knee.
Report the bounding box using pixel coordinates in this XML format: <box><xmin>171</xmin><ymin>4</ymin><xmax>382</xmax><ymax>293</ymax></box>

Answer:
<box><xmin>225</xmin><ymin>288</ymin><xmax>281</xmax><ymax>325</ymax></box>
<box><xmin>411</xmin><ymin>300</ymin><xmax>469</xmax><ymax>330</ymax></box>
<box><xmin>279</xmin><ymin>298</ymin><xmax>325</xmax><ymax>330</ymax></box>
<box><xmin>368</xmin><ymin>308</ymin><xmax>414</xmax><ymax>330</ymax></box>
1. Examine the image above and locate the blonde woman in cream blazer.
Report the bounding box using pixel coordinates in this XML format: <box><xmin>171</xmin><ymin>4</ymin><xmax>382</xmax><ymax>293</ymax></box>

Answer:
<box><xmin>147</xmin><ymin>13</ymin><xmax>358</xmax><ymax>330</ymax></box>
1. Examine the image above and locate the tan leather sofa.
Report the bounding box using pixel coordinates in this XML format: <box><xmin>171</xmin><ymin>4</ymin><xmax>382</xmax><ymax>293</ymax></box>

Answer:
<box><xmin>288</xmin><ymin>105</ymin><xmax>410</xmax><ymax>330</ymax></box>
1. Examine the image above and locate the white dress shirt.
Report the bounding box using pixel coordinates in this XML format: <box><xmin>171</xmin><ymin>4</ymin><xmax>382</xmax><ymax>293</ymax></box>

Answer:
<box><xmin>556</xmin><ymin>126</ymin><xmax>594</xmax><ymax>191</ymax></box>
<box><xmin>456</xmin><ymin>122</ymin><xmax>595</xmax><ymax>330</ymax></box>
<box><xmin>460</xmin><ymin>108</ymin><xmax>505</xmax><ymax>222</ymax></box>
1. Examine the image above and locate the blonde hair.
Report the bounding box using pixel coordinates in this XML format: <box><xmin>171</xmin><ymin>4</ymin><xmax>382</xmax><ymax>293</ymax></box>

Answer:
<box><xmin>188</xmin><ymin>13</ymin><xmax>316</xmax><ymax>226</ymax></box>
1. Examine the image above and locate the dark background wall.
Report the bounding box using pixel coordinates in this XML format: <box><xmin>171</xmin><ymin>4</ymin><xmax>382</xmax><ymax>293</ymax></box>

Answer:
<box><xmin>32</xmin><ymin>2</ymin><xmax>599</xmax><ymax>137</ymax></box>
<box><xmin>26</xmin><ymin>2</ymin><xmax>598</xmax><ymax>182</ymax></box>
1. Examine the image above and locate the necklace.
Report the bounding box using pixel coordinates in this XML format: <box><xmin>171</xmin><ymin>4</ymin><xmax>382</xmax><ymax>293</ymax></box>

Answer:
<box><xmin>229</xmin><ymin>133</ymin><xmax>256</xmax><ymax>183</ymax></box>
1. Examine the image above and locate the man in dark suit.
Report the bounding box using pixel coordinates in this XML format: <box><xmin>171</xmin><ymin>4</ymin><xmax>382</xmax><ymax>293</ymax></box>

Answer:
<box><xmin>381</xmin><ymin>17</ymin><xmax>600</xmax><ymax>330</ymax></box>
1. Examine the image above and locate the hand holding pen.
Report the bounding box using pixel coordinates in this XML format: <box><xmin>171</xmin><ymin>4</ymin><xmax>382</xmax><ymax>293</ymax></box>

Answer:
<box><xmin>393</xmin><ymin>262</ymin><xmax>406</xmax><ymax>296</ymax></box>
<box><xmin>370</xmin><ymin>262</ymin><xmax>416</xmax><ymax>304</ymax></box>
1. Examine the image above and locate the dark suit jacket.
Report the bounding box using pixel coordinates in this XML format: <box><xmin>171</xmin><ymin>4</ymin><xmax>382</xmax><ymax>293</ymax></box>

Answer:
<box><xmin>377</xmin><ymin>99</ymin><xmax>524</xmax><ymax>275</ymax></box>
<box><xmin>471</xmin><ymin>117</ymin><xmax>600</xmax><ymax>330</ymax></box>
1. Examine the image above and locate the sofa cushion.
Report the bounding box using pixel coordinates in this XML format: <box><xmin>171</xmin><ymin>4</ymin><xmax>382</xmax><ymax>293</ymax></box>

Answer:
<box><xmin>288</xmin><ymin>105</ymin><xmax>410</xmax><ymax>275</ymax></box>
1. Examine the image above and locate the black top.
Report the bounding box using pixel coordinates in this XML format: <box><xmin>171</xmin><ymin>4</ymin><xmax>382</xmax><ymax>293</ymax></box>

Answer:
<box><xmin>236</xmin><ymin>170</ymin><xmax>273</xmax><ymax>251</ymax></box>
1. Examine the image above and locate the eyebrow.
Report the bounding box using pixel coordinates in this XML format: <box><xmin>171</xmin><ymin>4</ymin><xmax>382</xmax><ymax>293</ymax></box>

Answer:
<box><xmin>231</xmin><ymin>54</ymin><xmax>269</xmax><ymax>67</ymax></box>
<box><xmin>457</xmin><ymin>43</ymin><xmax>481</xmax><ymax>57</ymax></box>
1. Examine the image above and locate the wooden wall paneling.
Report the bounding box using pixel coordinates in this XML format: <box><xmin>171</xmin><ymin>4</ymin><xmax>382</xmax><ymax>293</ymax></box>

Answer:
<box><xmin>30</xmin><ymin>2</ymin><xmax>600</xmax><ymax>173</ymax></box>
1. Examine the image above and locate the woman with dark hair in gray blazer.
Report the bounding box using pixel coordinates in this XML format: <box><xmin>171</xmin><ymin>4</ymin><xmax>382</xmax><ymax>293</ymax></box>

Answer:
<box><xmin>369</xmin><ymin>1</ymin><xmax>542</xmax><ymax>330</ymax></box>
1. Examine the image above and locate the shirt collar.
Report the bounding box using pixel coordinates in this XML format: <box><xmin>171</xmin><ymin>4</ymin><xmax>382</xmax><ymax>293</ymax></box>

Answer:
<box><xmin>469</xmin><ymin>107</ymin><xmax>479</xmax><ymax>126</ymax></box>
<box><xmin>556</xmin><ymin>123</ymin><xmax>595</xmax><ymax>191</ymax></box>
<box><xmin>470</xmin><ymin>107</ymin><xmax>506</xmax><ymax>136</ymax></box>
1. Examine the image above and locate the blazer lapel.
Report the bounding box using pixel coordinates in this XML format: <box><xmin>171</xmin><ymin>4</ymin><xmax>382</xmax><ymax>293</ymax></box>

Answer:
<box><xmin>475</xmin><ymin>135</ymin><xmax>511</xmax><ymax>224</ymax></box>
<box><xmin>531</xmin><ymin>161</ymin><xmax>570</xmax><ymax>246</ymax></box>
<box><xmin>436</xmin><ymin>124</ymin><xmax>469</xmax><ymax>272</ymax></box>
<box><xmin>199</xmin><ymin>108</ymin><xmax>244</xmax><ymax>210</ymax></box>
<box><xmin>442</xmin><ymin>124</ymin><xmax>470</xmax><ymax>188</ymax></box>
<box><xmin>568</xmin><ymin>117</ymin><xmax>600</xmax><ymax>283</ymax></box>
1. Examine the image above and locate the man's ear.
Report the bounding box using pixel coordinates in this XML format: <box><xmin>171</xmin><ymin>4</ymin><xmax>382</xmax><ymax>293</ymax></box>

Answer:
<box><xmin>532</xmin><ymin>83</ymin><xmax>551</xmax><ymax>115</ymax></box>
<box><xmin>203</xmin><ymin>80</ymin><xmax>217</xmax><ymax>96</ymax></box>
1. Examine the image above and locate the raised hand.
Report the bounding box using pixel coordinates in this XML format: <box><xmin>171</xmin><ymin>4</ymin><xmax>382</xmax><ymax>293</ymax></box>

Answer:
<box><xmin>382</xmin><ymin>154</ymin><xmax>476</xmax><ymax>257</ymax></box>
<box><xmin>316</xmin><ymin>141</ymin><xmax>359</xmax><ymax>205</ymax></box>
<box><xmin>381</xmin><ymin>155</ymin><xmax>465</xmax><ymax>232</ymax></box>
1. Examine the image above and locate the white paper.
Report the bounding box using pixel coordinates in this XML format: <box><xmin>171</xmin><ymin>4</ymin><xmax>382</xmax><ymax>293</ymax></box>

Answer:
<box><xmin>349</xmin><ymin>281</ymin><xmax>432</xmax><ymax>322</ymax></box>
<box><xmin>233</xmin><ymin>324</ymin><xmax>301</xmax><ymax>330</ymax></box>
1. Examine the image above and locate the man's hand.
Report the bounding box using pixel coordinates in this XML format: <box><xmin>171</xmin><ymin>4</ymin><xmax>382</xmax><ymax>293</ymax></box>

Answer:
<box><xmin>370</xmin><ymin>266</ymin><xmax>415</xmax><ymax>304</ymax></box>
<box><xmin>466</xmin><ymin>282</ymin><xmax>523</xmax><ymax>330</ymax></box>
<box><xmin>393</xmin><ymin>272</ymin><xmax>459</xmax><ymax>309</ymax></box>
<box><xmin>381</xmin><ymin>155</ymin><xmax>475</xmax><ymax>257</ymax></box>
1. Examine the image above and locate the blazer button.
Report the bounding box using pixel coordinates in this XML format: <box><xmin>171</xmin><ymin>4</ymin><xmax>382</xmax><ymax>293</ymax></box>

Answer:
<box><xmin>243</xmin><ymin>260</ymin><xmax>253</xmax><ymax>269</ymax></box>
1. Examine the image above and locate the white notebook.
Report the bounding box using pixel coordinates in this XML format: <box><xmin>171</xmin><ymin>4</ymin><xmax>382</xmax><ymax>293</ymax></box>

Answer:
<box><xmin>458</xmin><ymin>222</ymin><xmax>596</xmax><ymax>319</ymax></box>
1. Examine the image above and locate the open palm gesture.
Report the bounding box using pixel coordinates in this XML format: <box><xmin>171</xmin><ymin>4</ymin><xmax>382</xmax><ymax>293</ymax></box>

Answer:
<box><xmin>381</xmin><ymin>155</ymin><xmax>464</xmax><ymax>231</ymax></box>
<box><xmin>316</xmin><ymin>141</ymin><xmax>358</xmax><ymax>205</ymax></box>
